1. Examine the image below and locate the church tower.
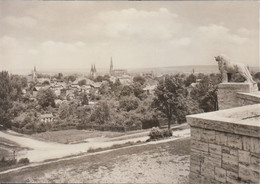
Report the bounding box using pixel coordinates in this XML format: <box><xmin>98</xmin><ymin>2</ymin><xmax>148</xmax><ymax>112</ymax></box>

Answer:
<box><xmin>110</xmin><ymin>57</ymin><xmax>114</xmax><ymax>76</ymax></box>
<box><xmin>32</xmin><ymin>66</ymin><xmax>37</xmax><ymax>82</ymax></box>
<box><xmin>90</xmin><ymin>64</ymin><xmax>97</xmax><ymax>79</ymax></box>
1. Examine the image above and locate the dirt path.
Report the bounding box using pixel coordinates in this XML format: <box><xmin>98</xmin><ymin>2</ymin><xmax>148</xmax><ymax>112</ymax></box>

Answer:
<box><xmin>0</xmin><ymin>125</ymin><xmax>189</xmax><ymax>163</ymax></box>
<box><xmin>0</xmin><ymin>130</ymin><xmax>149</xmax><ymax>163</ymax></box>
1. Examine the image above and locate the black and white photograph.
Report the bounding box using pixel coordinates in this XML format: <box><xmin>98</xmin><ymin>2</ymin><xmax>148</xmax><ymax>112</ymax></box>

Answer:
<box><xmin>0</xmin><ymin>1</ymin><xmax>259</xmax><ymax>183</ymax></box>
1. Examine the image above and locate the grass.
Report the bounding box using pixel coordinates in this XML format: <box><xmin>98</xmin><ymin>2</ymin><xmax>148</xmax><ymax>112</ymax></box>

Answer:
<box><xmin>30</xmin><ymin>129</ymin><xmax>150</xmax><ymax>144</ymax></box>
<box><xmin>87</xmin><ymin>141</ymin><xmax>141</xmax><ymax>153</ymax></box>
<box><xmin>0</xmin><ymin>148</ymin><xmax>10</xmax><ymax>158</ymax></box>
<box><xmin>27</xmin><ymin>124</ymin><xmax>188</xmax><ymax>144</ymax></box>
<box><xmin>30</xmin><ymin>129</ymin><xmax>123</xmax><ymax>144</ymax></box>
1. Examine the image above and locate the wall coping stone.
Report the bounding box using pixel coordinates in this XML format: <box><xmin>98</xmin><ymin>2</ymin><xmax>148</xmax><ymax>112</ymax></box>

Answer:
<box><xmin>218</xmin><ymin>83</ymin><xmax>258</xmax><ymax>92</ymax></box>
<box><xmin>236</xmin><ymin>91</ymin><xmax>260</xmax><ymax>103</ymax></box>
<box><xmin>187</xmin><ymin>104</ymin><xmax>260</xmax><ymax>138</ymax></box>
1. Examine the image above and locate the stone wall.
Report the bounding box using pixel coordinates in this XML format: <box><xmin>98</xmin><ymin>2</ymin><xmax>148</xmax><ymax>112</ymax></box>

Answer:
<box><xmin>217</xmin><ymin>83</ymin><xmax>258</xmax><ymax>110</ymax></box>
<box><xmin>237</xmin><ymin>91</ymin><xmax>260</xmax><ymax>107</ymax></box>
<box><xmin>187</xmin><ymin>104</ymin><xmax>260</xmax><ymax>184</ymax></box>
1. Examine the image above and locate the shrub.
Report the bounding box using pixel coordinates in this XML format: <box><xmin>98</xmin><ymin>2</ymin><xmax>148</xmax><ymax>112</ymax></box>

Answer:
<box><xmin>18</xmin><ymin>158</ymin><xmax>30</xmax><ymax>164</ymax></box>
<box><xmin>149</xmin><ymin>127</ymin><xmax>172</xmax><ymax>140</ymax></box>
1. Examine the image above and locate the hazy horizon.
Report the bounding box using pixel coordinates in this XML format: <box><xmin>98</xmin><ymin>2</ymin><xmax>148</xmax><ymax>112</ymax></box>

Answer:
<box><xmin>1</xmin><ymin>1</ymin><xmax>259</xmax><ymax>73</ymax></box>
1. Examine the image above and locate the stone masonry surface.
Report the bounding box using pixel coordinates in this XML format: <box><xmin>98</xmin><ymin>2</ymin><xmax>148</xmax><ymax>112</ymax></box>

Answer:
<box><xmin>187</xmin><ymin>104</ymin><xmax>260</xmax><ymax>184</ymax></box>
<box><xmin>217</xmin><ymin>83</ymin><xmax>258</xmax><ymax>110</ymax></box>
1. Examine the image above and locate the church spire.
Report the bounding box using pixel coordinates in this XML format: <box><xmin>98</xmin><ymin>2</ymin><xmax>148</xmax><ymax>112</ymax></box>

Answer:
<box><xmin>32</xmin><ymin>66</ymin><xmax>37</xmax><ymax>82</ymax></box>
<box><xmin>110</xmin><ymin>57</ymin><xmax>113</xmax><ymax>76</ymax></box>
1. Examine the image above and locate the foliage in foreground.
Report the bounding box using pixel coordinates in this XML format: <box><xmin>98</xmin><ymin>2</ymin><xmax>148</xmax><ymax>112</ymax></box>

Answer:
<box><xmin>148</xmin><ymin>127</ymin><xmax>172</xmax><ymax>140</ymax></box>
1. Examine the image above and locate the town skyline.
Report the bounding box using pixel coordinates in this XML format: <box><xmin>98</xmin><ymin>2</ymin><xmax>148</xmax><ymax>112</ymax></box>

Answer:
<box><xmin>1</xmin><ymin>1</ymin><xmax>259</xmax><ymax>73</ymax></box>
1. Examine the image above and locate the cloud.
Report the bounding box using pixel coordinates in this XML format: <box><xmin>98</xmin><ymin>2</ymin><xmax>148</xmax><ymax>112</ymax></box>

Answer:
<box><xmin>170</xmin><ymin>37</ymin><xmax>191</xmax><ymax>47</ymax></box>
<box><xmin>1</xmin><ymin>16</ymin><xmax>37</xmax><ymax>28</ymax></box>
<box><xmin>87</xmin><ymin>8</ymin><xmax>180</xmax><ymax>41</ymax></box>
<box><xmin>27</xmin><ymin>49</ymin><xmax>38</xmax><ymax>55</ymax></box>
<box><xmin>197</xmin><ymin>24</ymin><xmax>248</xmax><ymax>44</ymax></box>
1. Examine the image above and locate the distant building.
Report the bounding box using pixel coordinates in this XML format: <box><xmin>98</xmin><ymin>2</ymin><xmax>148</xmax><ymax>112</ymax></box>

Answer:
<box><xmin>109</xmin><ymin>57</ymin><xmax>127</xmax><ymax>77</ymax></box>
<box><xmin>90</xmin><ymin>64</ymin><xmax>97</xmax><ymax>79</ymax></box>
<box><xmin>143</xmin><ymin>84</ymin><xmax>157</xmax><ymax>95</ymax></box>
<box><xmin>39</xmin><ymin>113</ymin><xmax>55</xmax><ymax>123</ymax></box>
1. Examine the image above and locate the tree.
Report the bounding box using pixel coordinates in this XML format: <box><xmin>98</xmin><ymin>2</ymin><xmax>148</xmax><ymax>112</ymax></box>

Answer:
<box><xmin>65</xmin><ymin>75</ymin><xmax>77</xmax><ymax>83</ymax></box>
<box><xmin>80</xmin><ymin>93</ymin><xmax>89</xmax><ymax>105</ymax></box>
<box><xmin>190</xmin><ymin>74</ymin><xmax>221</xmax><ymax>112</ymax></box>
<box><xmin>119</xmin><ymin>96</ymin><xmax>139</xmax><ymax>112</ymax></box>
<box><xmin>254</xmin><ymin>72</ymin><xmax>260</xmax><ymax>80</ymax></box>
<box><xmin>90</xmin><ymin>100</ymin><xmax>110</xmax><ymax>124</ymax></box>
<box><xmin>58</xmin><ymin>103</ymin><xmax>70</xmax><ymax>120</ymax></box>
<box><xmin>57</xmin><ymin>73</ymin><xmax>63</xmax><ymax>80</ymax></box>
<box><xmin>10</xmin><ymin>75</ymin><xmax>28</xmax><ymax>101</ymax></box>
<box><xmin>42</xmin><ymin>80</ymin><xmax>50</xmax><ymax>86</ymax></box>
<box><xmin>120</xmin><ymin>85</ymin><xmax>134</xmax><ymax>97</ymax></box>
<box><xmin>78</xmin><ymin>79</ymin><xmax>86</xmax><ymax>86</ymax></box>
<box><xmin>0</xmin><ymin>71</ymin><xmax>13</xmax><ymax>128</ymax></box>
<box><xmin>36</xmin><ymin>88</ymin><xmax>56</xmax><ymax>108</ymax></box>
<box><xmin>184</xmin><ymin>73</ymin><xmax>196</xmax><ymax>87</ymax></box>
<box><xmin>153</xmin><ymin>74</ymin><xmax>188</xmax><ymax>130</ymax></box>
<box><xmin>132</xmin><ymin>83</ymin><xmax>146</xmax><ymax>100</ymax></box>
<box><xmin>99</xmin><ymin>82</ymin><xmax>112</xmax><ymax>96</ymax></box>
<box><xmin>133</xmin><ymin>75</ymin><xmax>146</xmax><ymax>85</ymax></box>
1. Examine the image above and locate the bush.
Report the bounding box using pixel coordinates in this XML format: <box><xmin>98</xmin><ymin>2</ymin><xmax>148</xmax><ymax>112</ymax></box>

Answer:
<box><xmin>149</xmin><ymin>127</ymin><xmax>172</xmax><ymax>140</ymax></box>
<box><xmin>18</xmin><ymin>158</ymin><xmax>30</xmax><ymax>164</ymax></box>
<box><xmin>0</xmin><ymin>158</ymin><xmax>17</xmax><ymax>168</ymax></box>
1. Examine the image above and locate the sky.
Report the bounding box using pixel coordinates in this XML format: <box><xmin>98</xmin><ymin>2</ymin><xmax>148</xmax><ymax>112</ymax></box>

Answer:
<box><xmin>0</xmin><ymin>1</ymin><xmax>259</xmax><ymax>74</ymax></box>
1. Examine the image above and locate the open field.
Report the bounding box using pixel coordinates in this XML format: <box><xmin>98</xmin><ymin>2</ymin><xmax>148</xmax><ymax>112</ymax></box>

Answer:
<box><xmin>30</xmin><ymin>128</ymin><xmax>150</xmax><ymax>144</ymax></box>
<box><xmin>0</xmin><ymin>138</ymin><xmax>190</xmax><ymax>183</ymax></box>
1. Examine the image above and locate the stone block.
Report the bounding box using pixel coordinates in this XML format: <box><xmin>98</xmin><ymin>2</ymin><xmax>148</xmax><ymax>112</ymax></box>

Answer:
<box><xmin>222</xmin><ymin>146</ymin><xmax>238</xmax><ymax>156</ymax></box>
<box><xmin>209</xmin><ymin>144</ymin><xmax>222</xmax><ymax>155</ymax></box>
<box><xmin>215</xmin><ymin>131</ymin><xmax>228</xmax><ymax>145</ymax></box>
<box><xmin>226</xmin><ymin>171</ymin><xmax>244</xmax><ymax>184</ymax></box>
<box><xmin>234</xmin><ymin>124</ymin><xmax>260</xmax><ymax>138</ymax></box>
<box><xmin>201</xmin><ymin>177</ymin><xmax>220</xmax><ymax>184</ymax></box>
<box><xmin>239</xmin><ymin>163</ymin><xmax>253</xmax><ymax>183</ymax></box>
<box><xmin>242</xmin><ymin>136</ymin><xmax>252</xmax><ymax>151</ymax></box>
<box><xmin>201</xmin><ymin>163</ymin><xmax>215</xmax><ymax>179</ymax></box>
<box><xmin>201</xmin><ymin>129</ymin><xmax>216</xmax><ymax>143</ymax></box>
<box><xmin>222</xmin><ymin>153</ymin><xmax>239</xmax><ymax>173</ymax></box>
<box><xmin>204</xmin><ymin>154</ymin><xmax>221</xmax><ymax>168</ymax></box>
<box><xmin>189</xmin><ymin>172</ymin><xmax>201</xmax><ymax>184</ymax></box>
<box><xmin>191</xmin><ymin>140</ymin><xmax>208</xmax><ymax>153</ymax></box>
<box><xmin>215</xmin><ymin>167</ymin><xmax>227</xmax><ymax>183</ymax></box>
<box><xmin>227</xmin><ymin>133</ymin><xmax>242</xmax><ymax>149</ymax></box>
<box><xmin>191</xmin><ymin>127</ymin><xmax>202</xmax><ymax>141</ymax></box>
<box><xmin>251</xmin><ymin>137</ymin><xmax>260</xmax><ymax>154</ymax></box>
<box><xmin>190</xmin><ymin>148</ymin><xmax>204</xmax><ymax>163</ymax></box>
<box><xmin>242</xmin><ymin>136</ymin><xmax>260</xmax><ymax>153</ymax></box>
<box><xmin>190</xmin><ymin>159</ymin><xmax>201</xmax><ymax>174</ymax></box>
<box><xmin>238</xmin><ymin>150</ymin><xmax>251</xmax><ymax>165</ymax></box>
<box><xmin>250</xmin><ymin>170</ymin><xmax>260</xmax><ymax>183</ymax></box>
<box><xmin>250</xmin><ymin>154</ymin><xmax>260</xmax><ymax>173</ymax></box>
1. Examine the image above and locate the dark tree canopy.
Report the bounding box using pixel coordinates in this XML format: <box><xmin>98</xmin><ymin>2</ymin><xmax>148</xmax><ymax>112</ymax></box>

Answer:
<box><xmin>90</xmin><ymin>100</ymin><xmax>110</xmax><ymax>124</ymax></box>
<box><xmin>190</xmin><ymin>74</ymin><xmax>221</xmax><ymax>112</ymax></box>
<box><xmin>36</xmin><ymin>88</ymin><xmax>56</xmax><ymax>108</ymax></box>
<box><xmin>119</xmin><ymin>96</ymin><xmax>139</xmax><ymax>112</ymax></box>
<box><xmin>0</xmin><ymin>71</ymin><xmax>13</xmax><ymax>128</ymax></box>
<box><xmin>78</xmin><ymin>79</ymin><xmax>86</xmax><ymax>86</ymax></box>
<box><xmin>184</xmin><ymin>73</ymin><xmax>196</xmax><ymax>87</ymax></box>
<box><xmin>133</xmin><ymin>75</ymin><xmax>146</xmax><ymax>85</ymax></box>
<box><xmin>120</xmin><ymin>85</ymin><xmax>134</xmax><ymax>97</ymax></box>
<box><xmin>153</xmin><ymin>74</ymin><xmax>188</xmax><ymax>129</ymax></box>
